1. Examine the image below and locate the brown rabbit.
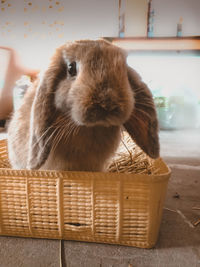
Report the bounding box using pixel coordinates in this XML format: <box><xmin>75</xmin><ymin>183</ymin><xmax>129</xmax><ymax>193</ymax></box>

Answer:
<box><xmin>7</xmin><ymin>39</ymin><xmax>159</xmax><ymax>171</ymax></box>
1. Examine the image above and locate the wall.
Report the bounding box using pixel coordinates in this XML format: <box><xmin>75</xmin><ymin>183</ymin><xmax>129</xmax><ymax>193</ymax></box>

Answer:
<box><xmin>125</xmin><ymin>0</ymin><xmax>148</xmax><ymax>37</ymax></box>
<box><xmin>0</xmin><ymin>0</ymin><xmax>118</xmax><ymax>69</ymax></box>
<box><xmin>152</xmin><ymin>0</ymin><xmax>200</xmax><ymax>37</ymax></box>
<box><xmin>120</xmin><ymin>0</ymin><xmax>200</xmax><ymax>38</ymax></box>
<box><xmin>1</xmin><ymin>0</ymin><xmax>200</xmax><ymax>69</ymax></box>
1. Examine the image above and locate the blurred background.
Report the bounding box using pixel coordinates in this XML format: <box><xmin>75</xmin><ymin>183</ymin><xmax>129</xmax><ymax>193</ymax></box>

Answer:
<box><xmin>0</xmin><ymin>0</ymin><xmax>118</xmax><ymax>69</ymax></box>
<box><xmin>0</xmin><ymin>3</ymin><xmax>200</xmax><ymax>266</ymax></box>
<box><xmin>0</xmin><ymin>0</ymin><xmax>200</xmax><ymax>129</ymax></box>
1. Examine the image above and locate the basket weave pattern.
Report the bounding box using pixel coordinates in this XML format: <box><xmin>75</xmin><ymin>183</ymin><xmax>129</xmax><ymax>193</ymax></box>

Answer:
<box><xmin>0</xmin><ymin>139</ymin><xmax>170</xmax><ymax>248</ymax></box>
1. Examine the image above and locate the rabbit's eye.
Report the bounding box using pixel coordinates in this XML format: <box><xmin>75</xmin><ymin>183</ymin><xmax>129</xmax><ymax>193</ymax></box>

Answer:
<box><xmin>68</xmin><ymin>61</ymin><xmax>77</xmax><ymax>77</ymax></box>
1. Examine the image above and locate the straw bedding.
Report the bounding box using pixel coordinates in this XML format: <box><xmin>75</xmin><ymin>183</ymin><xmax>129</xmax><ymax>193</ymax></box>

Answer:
<box><xmin>108</xmin><ymin>131</ymin><xmax>159</xmax><ymax>175</ymax></box>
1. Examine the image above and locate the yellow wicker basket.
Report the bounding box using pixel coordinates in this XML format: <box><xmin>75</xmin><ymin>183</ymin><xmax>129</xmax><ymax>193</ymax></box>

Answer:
<box><xmin>0</xmin><ymin>139</ymin><xmax>171</xmax><ymax>248</ymax></box>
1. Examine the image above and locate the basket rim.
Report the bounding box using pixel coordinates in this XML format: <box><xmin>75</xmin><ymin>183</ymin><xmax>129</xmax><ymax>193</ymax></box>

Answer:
<box><xmin>0</xmin><ymin>163</ymin><xmax>171</xmax><ymax>184</ymax></box>
<box><xmin>0</xmin><ymin>138</ymin><xmax>171</xmax><ymax>183</ymax></box>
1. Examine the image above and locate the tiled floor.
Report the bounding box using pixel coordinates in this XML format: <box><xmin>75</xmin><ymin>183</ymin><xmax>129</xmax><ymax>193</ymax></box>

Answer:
<box><xmin>0</xmin><ymin>129</ymin><xmax>200</xmax><ymax>267</ymax></box>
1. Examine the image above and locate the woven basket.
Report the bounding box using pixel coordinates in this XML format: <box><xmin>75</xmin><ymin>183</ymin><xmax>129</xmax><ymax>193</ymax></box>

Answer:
<box><xmin>0</xmin><ymin>139</ymin><xmax>171</xmax><ymax>248</ymax></box>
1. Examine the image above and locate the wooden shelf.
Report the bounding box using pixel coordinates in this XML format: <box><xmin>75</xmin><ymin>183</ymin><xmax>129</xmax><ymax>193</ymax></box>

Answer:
<box><xmin>105</xmin><ymin>37</ymin><xmax>200</xmax><ymax>51</ymax></box>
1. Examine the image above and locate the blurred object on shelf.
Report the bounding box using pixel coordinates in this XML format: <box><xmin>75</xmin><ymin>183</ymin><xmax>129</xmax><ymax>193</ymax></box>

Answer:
<box><xmin>154</xmin><ymin>96</ymin><xmax>200</xmax><ymax>130</ymax></box>
<box><xmin>0</xmin><ymin>49</ymin><xmax>10</xmax><ymax>91</ymax></box>
<box><xmin>147</xmin><ymin>0</ymin><xmax>155</xmax><ymax>37</ymax></box>
<box><xmin>0</xmin><ymin>46</ymin><xmax>39</xmax><ymax>120</ymax></box>
<box><xmin>177</xmin><ymin>17</ymin><xmax>183</xmax><ymax>37</ymax></box>
<box><xmin>119</xmin><ymin>0</ymin><xmax>148</xmax><ymax>37</ymax></box>
<box><xmin>119</xmin><ymin>14</ymin><xmax>125</xmax><ymax>38</ymax></box>
<box><xmin>127</xmin><ymin>51</ymin><xmax>200</xmax><ymax>130</ymax></box>
<box><xmin>118</xmin><ymin>0</ymin><xmax>125</xmax><ymax>37</ymax></box>
<box><xmin>13</xmin><ymin>75</ymin><xmax>32</xmax><ymax>111</ymax></box>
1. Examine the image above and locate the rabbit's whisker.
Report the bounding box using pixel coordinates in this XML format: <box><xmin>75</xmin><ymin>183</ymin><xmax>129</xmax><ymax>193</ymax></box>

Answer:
<box><xmin>31</xmin><ymin>126</ymin><xmax>60</xmax><ymax>162</ymax></box>
<box><xmin>64</xmin><ymin>123</ymin><xmax>77</xmax><ymax>143</ymax></box>
<box><xmin>51</xmin><ymin>127</ymin><xmax>66</xmax><ymax>154</ymax></box>
<box><xmin>65</xmin><ymin>122</ymin><xmax>79</xmax><ymax>143</ymax></box>
<box><xmin>133</xmin><ymin>86</ymin><xmax>149</xmax><ymax>92</ymax></box>
<box><xmin>50</xmin><ymin>118</ymin><xmax>80</xmax><ymax>153</ymax></box>
<box><xmin>73</xmin><ymin>125</ymin><xmax>80</xmax><ymax>136</ymax></box>
<box><xmin>43</xmin><ymin>126</ymin><xmax>60</xmax><ymax>149</ymax></box>
<box><xmin>133</xmin><ymin>107</ymin><xmax>152</xmax><ymax>119</ymax></box>
<box><xmin>31</xmin><ymin>124</ymin><xmax>55</xmax><ymax>150</ymax></box>
<box><xmin>135</xmin><ymin>100</ymin><xmax>154</xmax><ymax>107</ymax></box>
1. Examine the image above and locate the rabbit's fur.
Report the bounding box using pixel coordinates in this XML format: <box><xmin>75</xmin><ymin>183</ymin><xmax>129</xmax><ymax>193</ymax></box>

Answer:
<box><xmin>8</xmin><ymin>40</ymin><xmax>159</xmax><ymax>171</ymax></box>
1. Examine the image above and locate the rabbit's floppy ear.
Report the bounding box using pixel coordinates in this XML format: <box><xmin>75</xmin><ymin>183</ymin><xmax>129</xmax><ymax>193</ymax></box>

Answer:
<box><xmin>123</xmin><ymin>66</ymin><xmax>160</xmax><ymax>158</ymax></box>
<box><xmin>27</xmin><ymin>47</ymin><xmax>67</xmax><ymax>169</ymax></box>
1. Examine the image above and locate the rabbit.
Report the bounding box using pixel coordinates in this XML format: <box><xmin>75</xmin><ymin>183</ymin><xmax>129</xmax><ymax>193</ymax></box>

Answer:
<box><xmin>7</xmin><ymin>39</ymin><xmax>159</xmax><ymax>171</ymax></box>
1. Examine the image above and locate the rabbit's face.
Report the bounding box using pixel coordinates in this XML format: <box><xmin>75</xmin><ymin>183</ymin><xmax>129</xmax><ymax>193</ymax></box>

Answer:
<box><xmin>55</xmin><ymin>40</ymin><xmax>134</xmax><ymax>127</ymax></box>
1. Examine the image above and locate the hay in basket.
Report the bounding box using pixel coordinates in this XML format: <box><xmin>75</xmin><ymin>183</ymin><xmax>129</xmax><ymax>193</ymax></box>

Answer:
<box><xmin>108</xmin><ymin>131</ymin><xmax>159</xmax><ymax>175</ymax></box>
<box><xmin>0</xmin><ymin>132</ymin><xmax>171</xmax><ymax>248</ymax></box>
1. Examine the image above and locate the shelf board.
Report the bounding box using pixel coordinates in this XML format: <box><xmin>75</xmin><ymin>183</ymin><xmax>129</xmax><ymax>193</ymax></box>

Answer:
<box><xmin>105</xmin><ymin>37</ymin><xmax>200</xmax><ymax>51</ymax></box>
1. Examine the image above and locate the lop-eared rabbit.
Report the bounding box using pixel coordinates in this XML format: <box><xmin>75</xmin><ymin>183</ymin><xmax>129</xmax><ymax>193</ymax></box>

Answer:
<box><xmin>8</xmin><ymin>40</ymin><xmax>159</xmax><ymax>171</ymax></box>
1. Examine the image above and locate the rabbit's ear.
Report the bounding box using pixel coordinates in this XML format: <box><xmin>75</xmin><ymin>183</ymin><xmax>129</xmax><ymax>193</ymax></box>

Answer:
<box><xmin>123</xmin><ymin>66</ymin><xmax>160</xmax><ymax>158</ymax></box>
<box><xmin>27</xmin><ymin>48</ymin><xmax>67</xmax><ymax>169</ymax></box>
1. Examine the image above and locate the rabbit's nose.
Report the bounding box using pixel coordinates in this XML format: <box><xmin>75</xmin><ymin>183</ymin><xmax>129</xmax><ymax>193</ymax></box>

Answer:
<box><xmin>84</xmin><ymin>102</ymin><xmax>120</xmax><ymax>124</ymax></box>
<box><xmin>96</xmin><ymin>104</ymin><xmax>108</xmax><ymax>118</ymax></box>
<box><xmin>86</xmin><ymin>104</ymin><xmax>107</xmax><ymax>123</ymax></box>
<box><xmin>99</xmin><ymin>103</ymin><xmax>120</xmax><ymax>114</ymax></box>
